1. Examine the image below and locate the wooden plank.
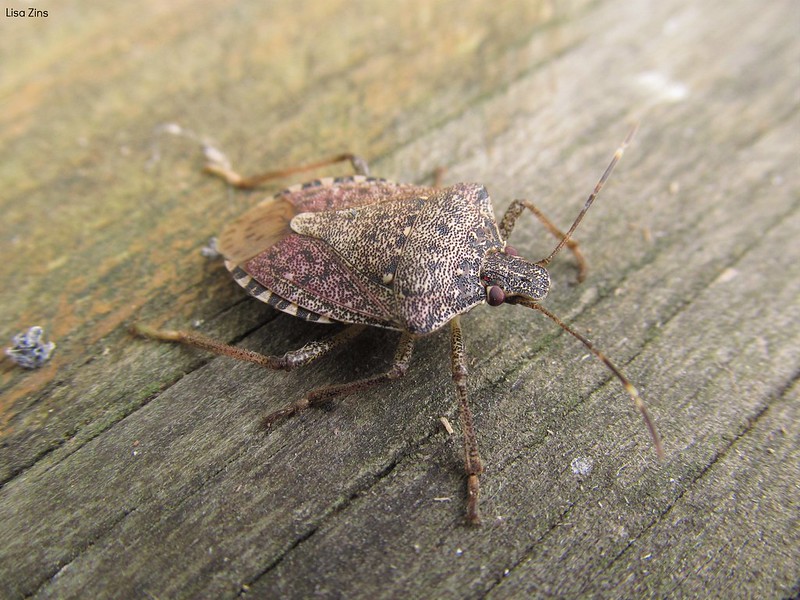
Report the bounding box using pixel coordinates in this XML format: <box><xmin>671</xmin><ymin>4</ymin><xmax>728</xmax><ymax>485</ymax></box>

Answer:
<box><xmin>1</xmin><ymin>0</ymin><xmax>798</xmax><ymax>598</ymax></box>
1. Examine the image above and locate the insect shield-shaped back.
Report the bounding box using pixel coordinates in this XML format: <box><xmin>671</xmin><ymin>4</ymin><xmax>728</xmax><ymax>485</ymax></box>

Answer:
<box><xmin>480</xmin><ymin>251</ymin><xmax>551</xmax><ymax>307</ymax></box>
<box><xmin>217</xmin><ymin>177</ymin><xmax>506</xmax><ymax>335</ymax></box>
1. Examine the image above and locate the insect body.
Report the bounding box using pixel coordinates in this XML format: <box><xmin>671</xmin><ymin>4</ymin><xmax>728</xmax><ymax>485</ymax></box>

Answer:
<box><xmin>221</xmin><ymin>178</ymin><xmax>547</xmax><ymax>334</ymax></box>
<box><xmin>135</xmin><ymin>132</ymin><xmax>663</xmax><ymax>525</ymax></box>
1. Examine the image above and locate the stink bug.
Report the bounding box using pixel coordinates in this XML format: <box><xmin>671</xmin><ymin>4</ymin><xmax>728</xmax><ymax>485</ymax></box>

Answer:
<box><xmin>134</xmin><ymin>127</ymin><xmax>663</xmax><ymax>525</ymax></box>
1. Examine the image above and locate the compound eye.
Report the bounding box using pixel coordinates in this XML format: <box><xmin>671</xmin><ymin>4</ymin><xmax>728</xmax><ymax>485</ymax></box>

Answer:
<box><xmin>504</xmin><ymin>245</ymin><xmax>519</xmax><ymax>256</ymax></box>
<box><xmin>487</xmin><ymin>285</ymin><xmax>506</xmax><ymax>306</ymax></box>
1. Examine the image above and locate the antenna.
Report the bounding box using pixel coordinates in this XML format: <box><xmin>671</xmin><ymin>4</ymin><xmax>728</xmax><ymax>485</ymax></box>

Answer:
<box><xmin>537</xmin><ymin>124</ymin><xmax>638</xmax><ymax>269</ymax></box>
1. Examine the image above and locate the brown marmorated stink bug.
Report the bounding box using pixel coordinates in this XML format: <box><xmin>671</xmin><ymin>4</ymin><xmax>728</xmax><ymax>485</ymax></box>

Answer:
<box><xmin>134</xmin><ymin>127</ymin><xmax>663</xmax><ymax>525</ymax></box>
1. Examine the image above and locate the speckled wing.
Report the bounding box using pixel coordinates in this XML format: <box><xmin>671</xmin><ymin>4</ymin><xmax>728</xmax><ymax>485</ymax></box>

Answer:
<box><xmin>217</xmin><ymin>175</ymin><xmax>433</xmax><ymax>327</ymax></box>
<box><xmin>269</xmin><ymin>182</ymin><xmax>505</xmax><ymax>335</ymax></box>
<box><xmin>218</xmin><ymin>175</ymin><xmax>430</xmax><ymax>265</ymax></box>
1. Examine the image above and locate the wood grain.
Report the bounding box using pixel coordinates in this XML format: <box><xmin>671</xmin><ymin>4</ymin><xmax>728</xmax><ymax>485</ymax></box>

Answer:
<box><xmin>1</xmin><ymin>0</ymin><xmax>797</xmax><ymax>598</ymax></box>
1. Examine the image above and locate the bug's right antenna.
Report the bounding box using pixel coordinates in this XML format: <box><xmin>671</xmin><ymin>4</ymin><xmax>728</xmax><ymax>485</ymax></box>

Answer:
<box><xmin>536</xmin><ymin>124</ymin><xmax>638</xmax><ymax>269</ymax></box>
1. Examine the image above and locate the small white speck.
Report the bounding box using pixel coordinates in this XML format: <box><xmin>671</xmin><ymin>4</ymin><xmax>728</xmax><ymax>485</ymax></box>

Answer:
<box><xmin>439</xmin><ymin>416</ymin><xmax>454</xmax><ymax>435</ymax></box>
<box><xmin>636</xmin><ymin>71</ymin><xmax>689</xmax><ymax>103</ymax></box>
<box><xmin>203</xmin><ymin>144</ymin><xmax>231</xmax><ymax>170</ymax></box>
<box><xmin>662</xmin><ymin>17</ymin><xmax>681</xmax><ymax>35</ymax></box>
<box><xmin>201</xmin><ymin>237</ymin><xmax>220</xmax><ymax>259</ymax></box>
<box><xmin>161</xmin><ymin>123</ymin><xmax>183</xmax><ymax>136</ymax></box>
<box><xmin>716</xmin><ymin>267</ymin><xmax>739</xmax><ymax>284</ymax></box>
<box><xmin>571</xmin><ymin>456</ymin><xmax>594</xmax><ymax>477</ymax></box>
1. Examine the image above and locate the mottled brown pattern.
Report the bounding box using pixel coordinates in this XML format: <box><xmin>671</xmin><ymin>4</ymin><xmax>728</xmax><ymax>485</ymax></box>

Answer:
<box><xmin>480</xmin><ymin>252</ymin><xmax>550</xmax><ymax>302</ymax></box>
<box><xmin>245</xmin><ymin>234</ymin><xmax>398</xmax><ymax>327</ymax></box>
<box><xmin>219</xmin><ymin>176</ymin><xmax>429</xmax><ymax>265</ymax></box>
<box><xmin>394</xmin><ymin>183</ymin><xmax>503</xmax><ymax>333</ymax></box>
<box><xmin>227</xmin><ymin>262</ymin><xmax>333</xmax><ymax>323</ymax></box>
<box><xmin>290</xmin><ymin>196</ymin><xmax>427</xmax><ymax>288</ymax></box>
<box><xmin>225</xmin><ymin>177</ymin><xmax>507</xmax><ymax>334</ymax></box>
<box><xmin>286</xmin><ymin>176</ymin><xmax>428</xmax><ymax>212</ymax></box>
<box><xmin>218</xmin><ymin>196</ymin><xmax>295</xmax><ymax>265</ymax></box>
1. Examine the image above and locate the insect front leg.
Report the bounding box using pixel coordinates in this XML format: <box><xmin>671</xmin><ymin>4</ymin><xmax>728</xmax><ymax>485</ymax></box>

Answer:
<box><xmin>500</xmin><ymin>127</ymin><xmax>637</xmax><ymax>284</ymax></box>
<box><xmin>499</xmin><ymin>199</ymin><xmax>588</xmax><ymax>282</ymax></box>
<box><xmin>204</xmin><ymin>152</ymin><xmax>370</xmax><ymax>189</ymax></box>
<box><xmin>449</xmin><ymin>316</ymin><xmax>483</xmax><ymax>526</ymax></box>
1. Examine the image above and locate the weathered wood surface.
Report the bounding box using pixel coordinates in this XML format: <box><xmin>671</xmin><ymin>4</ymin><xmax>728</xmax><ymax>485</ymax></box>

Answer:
<box><xmin>1</xmin><ymin>0</ymin><xmax>798</xmax><ymax>598</ymax></box>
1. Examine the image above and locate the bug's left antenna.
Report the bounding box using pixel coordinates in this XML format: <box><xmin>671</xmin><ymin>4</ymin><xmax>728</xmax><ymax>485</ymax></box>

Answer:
<box><xmin>537</xmin><ymin>124</ymin><xmax>638</xmax><ymax>269</ymax></box>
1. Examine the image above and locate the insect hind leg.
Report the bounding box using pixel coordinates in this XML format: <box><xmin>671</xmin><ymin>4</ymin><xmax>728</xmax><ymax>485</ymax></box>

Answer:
<box><xmin>131</xmin><ymin>323</ymin><xmax>366</xmax><ymax>371</ymax></box>
<box><xmin>266</xmin><ymin>331</ymin><xmax>416</xmax><ymax>426</ymax></box>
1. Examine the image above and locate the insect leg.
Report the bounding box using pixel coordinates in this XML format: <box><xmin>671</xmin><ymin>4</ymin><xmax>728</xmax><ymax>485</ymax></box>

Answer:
<box><xmin>499</xmin><ymin>199</ymin><xmax>588</xmax><ymax>282</ymax></box>
<box><xmin>131</xmin><ymin>323</ymin><xmax>366</xmax><ymax>371</ymax></box>
<box><xmin>263</xmin><ymin>332</ymin><xmax>416</xmax><ymax>425</ymax></box>
<box><xmin>432</xmin><ymin>166</ymin><xmax>446</xmax><ymax>188</ymax></box>
<box><xmin>500</xmin><ymin>127</ymin><xmax>637</xmax><ymax>283</ymax></box>
<box><xmin>204</xmin><ymin>153</ymin><xmax>370</xmax><ymax>189</ymax></box>
<box><xmin>449</xmin><ymin>316</ymin><xmax>483</xmax><ymax>526</ymax></box>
